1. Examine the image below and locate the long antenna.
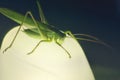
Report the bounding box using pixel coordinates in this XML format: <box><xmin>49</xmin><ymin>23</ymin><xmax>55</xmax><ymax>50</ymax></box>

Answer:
<box><xmin>36</xmin><ymin>0</ymin><xmax>48</xmax><ymax>24</ymax></box>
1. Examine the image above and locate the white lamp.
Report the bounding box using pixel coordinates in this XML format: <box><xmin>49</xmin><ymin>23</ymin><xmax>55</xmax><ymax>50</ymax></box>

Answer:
<box><xmin>0</xmin><ymin>27</ymin><xmax>95</xmax><ymax>80</ymax></box>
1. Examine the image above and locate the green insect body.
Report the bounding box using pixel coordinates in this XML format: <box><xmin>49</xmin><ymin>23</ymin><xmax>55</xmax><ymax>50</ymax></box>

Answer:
<box><xmin>0</xmin><ymin>1</ymin><xmax>109</xmax><ymax>58</ymax></box>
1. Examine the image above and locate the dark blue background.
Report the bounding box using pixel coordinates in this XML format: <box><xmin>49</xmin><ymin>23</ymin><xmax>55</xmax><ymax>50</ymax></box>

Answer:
<box><xmin>0</xmin><ymin>0</ymin><xmax>120</xmax><ymax>79</ymax></box>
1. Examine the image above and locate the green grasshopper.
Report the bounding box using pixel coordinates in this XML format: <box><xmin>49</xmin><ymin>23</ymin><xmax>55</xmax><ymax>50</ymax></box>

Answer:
<box><xmin>0</xmin><ymin>1</ymin><xmax>109</xmax><ymax>58</ymax></box>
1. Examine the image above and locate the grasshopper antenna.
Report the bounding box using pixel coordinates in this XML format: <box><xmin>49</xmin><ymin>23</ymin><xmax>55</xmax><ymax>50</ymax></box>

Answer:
<box><xmin>36</xmin><ymin>0</ymin><xmax>48</xmax><ymax>24</ymax></box>
<box><xmin>73</xmin><ymin>33</ymin><xmax>113</xmax><ymax>49</ymax></box>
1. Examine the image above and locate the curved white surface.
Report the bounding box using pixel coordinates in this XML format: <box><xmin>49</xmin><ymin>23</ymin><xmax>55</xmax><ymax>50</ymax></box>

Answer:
<box><xmin>0</xmin><ymin>26</ymin><xmax>95</xmax><ymax>80</ymax></box>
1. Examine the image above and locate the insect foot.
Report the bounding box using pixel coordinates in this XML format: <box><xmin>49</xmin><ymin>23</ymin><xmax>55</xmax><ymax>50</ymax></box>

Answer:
<box><xmin>3</xmin><ymin>46</ymin><xmax>11</xmax><ymax>53</ymax></box>
<box><xmin>27</xmin><ymin>51</ymin><xmax>34</xmax><ymax>55</ymax></box>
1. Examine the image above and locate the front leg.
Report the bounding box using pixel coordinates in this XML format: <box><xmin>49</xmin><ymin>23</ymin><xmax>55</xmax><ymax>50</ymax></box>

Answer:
<box><xmin>56</xmin><ymin>41</ymin><xmax>71</xmax><ymax>58</ymax></box>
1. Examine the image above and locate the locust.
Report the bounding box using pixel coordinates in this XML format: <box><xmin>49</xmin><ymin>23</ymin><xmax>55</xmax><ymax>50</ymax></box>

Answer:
<box><xmin>0</xmin><ymin>1</ymin><xmax>110</xmax><ymax>58</ymax></box>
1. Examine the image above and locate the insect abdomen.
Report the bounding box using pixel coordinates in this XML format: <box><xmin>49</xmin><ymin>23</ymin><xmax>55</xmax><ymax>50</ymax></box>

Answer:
<box><xmin>23</xmin><ymin>29</ymin><xmax>41</xmax><ymax>39</ymax></box>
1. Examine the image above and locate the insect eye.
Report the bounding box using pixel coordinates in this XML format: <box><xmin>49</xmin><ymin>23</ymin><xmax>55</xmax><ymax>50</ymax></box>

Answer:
<box><xmin>65</xmin><ymin>33</ymin><xmax>71</xmax><ymax>37</ymax></box>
